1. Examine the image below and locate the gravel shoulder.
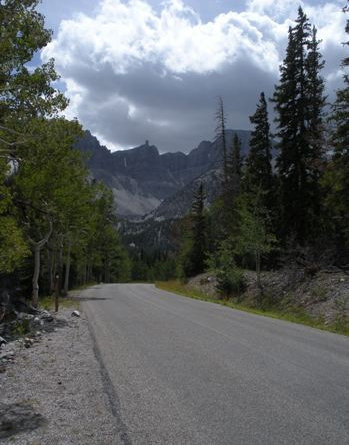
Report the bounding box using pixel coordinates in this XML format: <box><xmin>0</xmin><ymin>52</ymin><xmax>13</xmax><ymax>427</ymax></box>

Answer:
<box><xmin>0</xmin><ymin>306</ymin><xmax>120</xmax><ymax>444</ymax></box>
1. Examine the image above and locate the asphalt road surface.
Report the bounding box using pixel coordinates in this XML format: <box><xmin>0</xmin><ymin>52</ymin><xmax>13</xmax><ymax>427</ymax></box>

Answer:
<box><xmin>82</xmin><ymin>284</ymin><xmax>349</xmax><ymax>445</ymax></box>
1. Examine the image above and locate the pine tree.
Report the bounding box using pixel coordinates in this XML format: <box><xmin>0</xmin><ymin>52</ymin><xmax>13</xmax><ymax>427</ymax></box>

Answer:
<box><xmin>325</xmin><ymin>3</ymin><xmax>349</xmax><ymax>246</ymax></box>
<box><xmin>272</xmin><ymin>7</ymin><xmax>326</xmax><ymax>244</ymax></box>
<box><xmin>227</xmin><ymin>132</ymin><xmax>242</xmax><ymax>199</ymax></box>
<box><xmin>189</xmin><ymin>182</ymin><xmax>207</xmax><ymax>276</ymax></box>
<box><xmin>215</xmin><ymin>96</ymin><xmax>228</xmax><ymax>187</ymax></box>
<box><xmin>332</xmin><ymin>3</ymin><xmax>349</xmax><ymax>159</ymax></box>
<box><xmin>304</xmin><ymin>26</ymin><xmax>326</xmax><ymax>220</ymax></box>
<box><xmin>214</xmin><ymin>97</ymin><xmax>237</xmax><ymax>238</ymax></box>
<box><xmin>178</xmin><ymin>183</ymin><xmax>208</xmax><ymax>277</ymax></box>
<box><xmin>244</xmin><ymin>92</ymin><xmax>274</xmax><ymax>211</ymax></box>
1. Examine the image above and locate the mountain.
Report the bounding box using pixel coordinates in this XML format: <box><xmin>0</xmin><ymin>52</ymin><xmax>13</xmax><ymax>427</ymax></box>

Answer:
<box><xmin>149</xmin><ymin>167</ymin><xmax>223</xmax><ymax>220</ymax></box>
<box><xmin>75</xmin><ymin>130</ymin><xmax>251</xmax><ymax>217</ymax></box>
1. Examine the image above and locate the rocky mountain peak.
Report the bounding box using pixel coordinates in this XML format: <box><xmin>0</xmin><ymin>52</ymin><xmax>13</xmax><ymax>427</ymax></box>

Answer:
<box><xmin>75</xmin><ymin>129</ymin><xmax>251</xmax><ymax>217</ymax></box>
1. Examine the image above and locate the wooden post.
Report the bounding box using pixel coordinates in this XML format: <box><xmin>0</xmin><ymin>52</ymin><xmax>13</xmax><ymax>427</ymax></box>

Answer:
<box><xmin>54</xmin><ymin>273</ymin><xmax>60</xmax><ymax>313</ymax></box>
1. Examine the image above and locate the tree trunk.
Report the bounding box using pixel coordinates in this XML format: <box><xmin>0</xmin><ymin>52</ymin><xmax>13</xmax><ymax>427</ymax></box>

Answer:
<box><xmin>83</xmin><ymin>261</ymin><xmax>87</xmax><ymax>285</ymax></box>
<box><xmin>32</xmin><ymin>243</ymin><xmax>41</xmax><ymax>308</ymax></box>
<box><xmin>57</xmin><ymin>235</ymin><xmax>64</xmax><ymax>295</ymax></box>
<box><xmin>87</xmin><ymin>260</ymin><xmax>92</xmax><ymax>283</ymax></box>
<box><xmin>30</xmin><ymin>221</ymin><xmax>53</xmax><ymax>308</ymax></box>
<box><xmin>63</xmin><ymin>237</ymin><xmax>72</xmax><ymax>295</ymax></box>
<box><xmin>50</xmin><ymin>248</ymin><xmax>56</xmax><ymax>293</ymax></box>
<box><xmin>46</xmin><ymin>246</ymin><xmax>52</xmax><ymax>295</ymax></box>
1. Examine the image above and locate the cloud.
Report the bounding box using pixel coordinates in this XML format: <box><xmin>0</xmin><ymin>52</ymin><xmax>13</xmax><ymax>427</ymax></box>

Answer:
<box><xmin>42</xmin><ymin>0</ymin><xmax>347</xmax><ymax>152</ymax></box>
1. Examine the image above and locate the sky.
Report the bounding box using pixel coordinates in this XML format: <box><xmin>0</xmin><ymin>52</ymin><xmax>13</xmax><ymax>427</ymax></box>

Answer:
<box><xmin>37</xmin><ymin>0</ymin><xmax>347</xmax><ymax>153</ymax></box>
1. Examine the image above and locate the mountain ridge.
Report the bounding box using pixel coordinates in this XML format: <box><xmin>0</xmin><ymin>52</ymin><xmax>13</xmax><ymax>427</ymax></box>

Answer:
<box><xmin>75</xmin><ymin>129</ymin><xmax>251</xmax><ymax>217</ymax></box>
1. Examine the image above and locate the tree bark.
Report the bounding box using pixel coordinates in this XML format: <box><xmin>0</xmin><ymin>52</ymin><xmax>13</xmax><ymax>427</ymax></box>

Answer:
<box><xmin>63</xmin><ymin>236</ymin><xmax>72</xmax><ymax>295</ymax></box>
<box><xmin>50</xmin><ymin>251</ymin><xmax>56</xmax><ymax>293</ymax></box>
<box><xmin>32</xmin><ymin>243</ymin><xmax>41</xmax><ymax>308</ymax></box>
<box><xmin>30</xmin><ymin>221</ymin><xmax>53</xmax><ymax>308</ymax></box>
<box><xmin>57</xmin><ymin>234</ymin><xmax>64</xmax><ymax>295</ymax></box>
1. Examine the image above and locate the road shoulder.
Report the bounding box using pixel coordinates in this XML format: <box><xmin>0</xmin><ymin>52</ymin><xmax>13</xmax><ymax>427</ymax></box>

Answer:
<box><xmin>0</xmin><ymin>306</ymin><xmax>120</xmax><ymax>444</ymax></box>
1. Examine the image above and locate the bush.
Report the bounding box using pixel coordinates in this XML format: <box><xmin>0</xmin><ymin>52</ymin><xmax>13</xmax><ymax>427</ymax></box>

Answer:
<box><xmin>216</xmin><ymin>266</ymin><xmax>245</xmax><ymax>298</ymax></box>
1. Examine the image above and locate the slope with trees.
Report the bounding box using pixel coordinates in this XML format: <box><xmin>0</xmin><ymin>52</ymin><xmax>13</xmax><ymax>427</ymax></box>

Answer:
<box><xmin>0</xmin><ymin>0</ymin><xmax>130</xmax><ymax>310</ymax></box>
<box><xmin>170</xmin><ymin>6</ymin><xmax>348</xmax><ymax>332</ymax></box>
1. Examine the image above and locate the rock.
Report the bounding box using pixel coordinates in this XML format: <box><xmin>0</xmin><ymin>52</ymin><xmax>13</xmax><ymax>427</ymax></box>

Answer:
<box><xmin>0</xmin><ymin>402</ymin><xmax>47</xmax><ymax>439</ymax></box>
<box><xmin>340</xmin><ymin>278</ymin><xmax>345</xmax><ymax>282</ymax></box>
<box><xmin>17</xmin><ymin>312</ymin><xmax>34</xmax><ymax>321</ymax></box>
<box><xmin>24</xmin><ymin>337</ymin><xmax>34</xmax><ymax>348</ymax></box>
<box><xmin>71</xmin><ymin>310</ymin><xmax>81</xmax><ymax>318</ymax></box>
<box><xmin>0</xmin><ymin>350</ymin><xmax>14</xmax><ymax>360</ymax></box>
<box><xmin>0</xmin><ymin>336</ymin><xmax>7</xmax><ymax>347</ymax></box>
<box><xmin>40</xmin><ymin>310</ymin><xmax>54</xmax><ymax>322</ymax></box>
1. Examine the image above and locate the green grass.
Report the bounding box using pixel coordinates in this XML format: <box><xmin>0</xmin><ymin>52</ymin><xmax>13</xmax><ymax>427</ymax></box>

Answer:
<box><xmin>155</xmin><ymin>280</ymin><xmax>349</xmax><ymax>337</ymax></box>
<box><xmin>39</xmin><ymin>295</ymin><xmax>80</xmax><ymax>311</ymax></box>
<box><xmin>39</xmin><ymin>282</ymin><xmax>99</xmax><ymax>311</ymax></box>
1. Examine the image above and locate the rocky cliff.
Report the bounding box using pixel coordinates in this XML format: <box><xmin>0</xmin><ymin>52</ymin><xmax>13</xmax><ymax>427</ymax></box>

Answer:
<box><xmin>75</xmin><ymin>130</ymin><xmax>251</xmax><ymax>217</ymax></box>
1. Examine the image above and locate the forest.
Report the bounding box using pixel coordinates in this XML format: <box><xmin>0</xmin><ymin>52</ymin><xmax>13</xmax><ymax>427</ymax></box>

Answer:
<box><xmin>133</xmin><ymin>6</ymin><xmax>349</xmax><ymax>296</ymax></box>
<box><xmin>0</xmin><ymin>0</ymin><xmax>130</xmax><ymax>307</ymax></box>
<box><xmin>0</xmin><ymin>1</ymin><xmax>348</xmax><ymax>314</ymax></box>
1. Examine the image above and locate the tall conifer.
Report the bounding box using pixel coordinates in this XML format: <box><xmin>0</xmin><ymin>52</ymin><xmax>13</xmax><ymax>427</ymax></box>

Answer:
<box><xmin>272</xmin><ymin>7</ymin><xmax>325</xmax><ymax>243</ymax></box>
<box><xmin>227</xmin><ymin>133</ymin><xmax>242</xmax><ymax>198</ymax></box>
<box><xmin>244</xmin><ymin>92</ymin><xmax>273</xmax><ymax>211</ymax></box>
<box><xmin>189</xmin><ymin>182</ymin><xmax>208</xmax><ymax>276</ymax></box>
<box><xmin>326</xmin><ymin>3</ymin><xmax>349</xmax><ymax>245</ymax></box>
<box><xmin>215</xmin><ymin>97</ymin><xmax>228</xmax><ymax>186</ymax></box>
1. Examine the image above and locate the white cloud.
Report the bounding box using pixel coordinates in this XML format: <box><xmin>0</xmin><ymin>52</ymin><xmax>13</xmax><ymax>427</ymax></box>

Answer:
<box><xmin>42</xmin><ymin>0</ymin><xmax>347</xmax><ymax>152</ymax></box>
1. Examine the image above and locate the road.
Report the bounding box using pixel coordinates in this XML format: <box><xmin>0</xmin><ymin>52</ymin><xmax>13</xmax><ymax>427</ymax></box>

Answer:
<box><xmin>81</xmin><ymin>283</ymin><xmax>349</xmax><ymax>445</ymax></box>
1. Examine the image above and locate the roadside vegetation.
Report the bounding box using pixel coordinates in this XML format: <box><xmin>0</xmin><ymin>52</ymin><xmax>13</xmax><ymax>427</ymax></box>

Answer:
<box><xmin>0</xmin><ymin>0</ymin><xmax>130</xmax><ymax>309</ymax></box>
<box><xmin>156</xmin><ymin>280</ymin><xmax>349</xmax><ymax>337</ymax></box>
<box><xmin>1</xmin><ymin>2</ymin><xmax>348</xmax><ymax>333</ymax></box>
<box><xmin>155</xmin><ymin>6</ymin><xmax>349</xmax><ymax>334</ymax></box>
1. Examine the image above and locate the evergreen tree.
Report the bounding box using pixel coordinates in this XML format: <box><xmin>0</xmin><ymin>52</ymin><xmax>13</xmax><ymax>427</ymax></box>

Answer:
<box><xmin>225</xmin><ymin>132</ymin><xmax>242</xmax><ymax>219</ymax></box>
<box><xmin>304</xmin><ymin>25</ymin><xmax>326</xmax><ymax>219</ymax></box>
<box><xmin>215</xmin><ymin>96</ymin><xmax>228</xmax><ymax>186</ymax></box>
<box><xmin>272</xmin><ymin>7</ymin><xmax>326</xmax><ymax>244</ymax></box>
<box><xmin>189</xmin><ymin>182</ymin><xmax>208</xmax><ymax>276</ymax></box>
<box><xmin>325</xmin><ymin>3</ymin><xmax>349</xmax><ymax>246</ymax></box>
<box><xmin>331</xmin><ymin>2</ymin><xmax>349</xmax><ymax>162</ymax></box>
<box><xmin>178</xmin><ymin>183</ymin><xmax>208</xmax><ymax>277</ymax></box>
<box><xmin>244</xmin><ymin>92</ymin><xmax>274</xmax><ymax>212</ymax></box>
<box><xmin>230</xmin><ymin>133</ymin><xmax>242</xmax><ymax>180</ymax></box>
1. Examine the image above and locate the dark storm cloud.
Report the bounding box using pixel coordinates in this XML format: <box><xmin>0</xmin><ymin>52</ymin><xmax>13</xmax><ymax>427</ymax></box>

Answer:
<box><xmin>42</xmin><ymin>0</ymin><xmax>347</xmax><ymax>152</ymax></box>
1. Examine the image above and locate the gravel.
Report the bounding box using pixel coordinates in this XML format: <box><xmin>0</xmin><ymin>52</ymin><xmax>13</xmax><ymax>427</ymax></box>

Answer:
<box><xmin>0</xmin><ymin>307</ymin><xmax>120</xmax><ymax>444</ymax></box>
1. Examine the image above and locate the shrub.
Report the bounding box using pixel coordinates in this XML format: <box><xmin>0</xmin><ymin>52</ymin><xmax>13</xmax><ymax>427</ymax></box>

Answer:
<box><xmin>216</xmin><ymin>266</ymin><xmax>245</xmax><ymax>298</ymax></box>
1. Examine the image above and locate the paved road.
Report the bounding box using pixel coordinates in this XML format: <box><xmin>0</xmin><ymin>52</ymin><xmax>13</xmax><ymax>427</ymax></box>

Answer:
<box><xmin>82</xmin><ymin>284</ymin><xmax>349</xmax><ymax>445</ymax></box>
